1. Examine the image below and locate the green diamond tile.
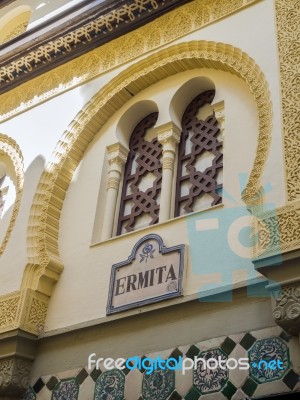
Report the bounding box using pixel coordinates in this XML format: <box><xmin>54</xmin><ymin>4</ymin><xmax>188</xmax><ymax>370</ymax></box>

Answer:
<box><xmin>186</xmin><ymin>345</ymin><xmax>200</xmax><ymax>359</ymax></box>
<box><xmin>240</xmin><ymin>333</ymin><xmax>256</xmax><ymax>350</ymax></box>
<box><xmin>168</xmin><ymin>390</ymin><xmax>182</xmax><ymax>400</ymax></box>
<box><xmin>241</xmin><ymin>377</ymin><xmax>258</xmax><ymax>397</ymax></box>
<box><xmin>185</xmin><ymin>387</ymin><xmax>200</xmax><ymax>400</ymax></box>
<box><xmin>170</xmin><ymin>348</ymin><xmax>183</xmax><ymax>362</ymax></box>
<box><xmin>283</xmin><ymin>370</ymin><xmax>299</xmax><ymax>390</ymax></box>
<box><xmin>221</xmin><ymin>381</ymin><xmax>237</xmax><ymax>399</ymax></box>
<box><xmin>33</xmin><ymin>378</ymin><xmax>45</xmax><ymax>394</ymax></box>
<box><xmin>90</xmin><ymin>367</ymin><xmax>102</xmax><ymax>382</ymax></box>
<box><xmin>221</xmin><ymin>337</ymin><xmax>236</xmax><ymax>356</ymax></box>
<box><xmin>76</xmin><ymin>368</ymin><xmax>88</xmax><ymax>385</ymax></box>
<box><xmin>46</xmin><ymin>376</ymin><xmax>59</xmax><ymax>391</ymax></box>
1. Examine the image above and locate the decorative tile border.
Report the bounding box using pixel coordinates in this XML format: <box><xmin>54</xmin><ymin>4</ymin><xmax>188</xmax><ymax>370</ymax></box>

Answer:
<box><xmin>28</xmin><ymin>328</ymin><xmax>300</xmax><ymax>400</ymax></box>
<box><xmin>142</xmin><ymin>368</ymin><xmax>175</xmax><ymax>400</ymax></box>
<box><xmin>52</xmin><ymin>379</ymin><xmax>79</xmax><ymax>400</ymax></box>
<box><xmin>248</xmin><ymin>337</ymin><xmax>290</xmax><ymax>384</ymax></box>
<box><xmin>94</xmin><ymin>369</ymin><xmax>125</xmax><ymax>400</ymax></box>
<box><xmin>22</xmin><ymin>386</ymin><xmax>36</xmax><ymax>400</ymax></box>
<box><xmin>193</xmin><ymin>348</ymin><xmax>228</xmax><ymax>394</ymax></box>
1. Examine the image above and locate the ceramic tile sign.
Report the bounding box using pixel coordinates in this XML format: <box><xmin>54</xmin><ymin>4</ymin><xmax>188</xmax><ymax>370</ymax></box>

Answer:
<box><xmin>106</xmin><ymin>234</ymin><xmax>185</xmax><ymax>314</ymax></box>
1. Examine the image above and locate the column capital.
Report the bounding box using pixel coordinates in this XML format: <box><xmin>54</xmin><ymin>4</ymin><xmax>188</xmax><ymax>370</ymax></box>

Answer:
<box><xmin>212</xmin><ymin>100</ymin><xmax>225</xmax><ymax>123</ymax></box>
<box><xmin>157</xmin><ymin>122</ymin><xmax>181</xmax><ymax>146</ymax></box>
<box><xmin>107</xmin><ymin>143</ymin><xmax>129</xmax><ymax>169</ymax></box>
<box><xmin>271</xmin><ymin>283</ymin><xmax>300</xmax><ymax>336</ymax></box>
<box><xmin>0</xmin><ymin>329</ymin><xmax>37</xmax><ymax>398</ymax></box>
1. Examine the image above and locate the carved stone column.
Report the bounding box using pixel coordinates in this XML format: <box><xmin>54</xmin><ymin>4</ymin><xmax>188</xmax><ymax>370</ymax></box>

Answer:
<box><xmin>158</xmin><ymin>122</ymin><xmax>181</xmax><ymax>222</ymax></box>
<box><xmin>212</xmin><ymin>100</ymin><xmax>225</xmax><ymax>138</ymax></box>
<box><xmin>101</xmin><ymin>143</ymin><xmax>128</xmax><ymax>240</ymax></box>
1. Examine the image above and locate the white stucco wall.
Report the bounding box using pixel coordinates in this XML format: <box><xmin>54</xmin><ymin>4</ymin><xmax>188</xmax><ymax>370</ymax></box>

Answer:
<box><xmin>0</xmin><ymin>0</ymin><xmax>285</xmax><ymax>328</ymax></box>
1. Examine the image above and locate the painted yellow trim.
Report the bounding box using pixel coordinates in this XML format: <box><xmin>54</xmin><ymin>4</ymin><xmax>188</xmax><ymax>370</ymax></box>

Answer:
<box><xmin>22</xmin><ymin>40</ymin><xmax>272</xmax><ymax>303</ymax></box>
<box><xmin>0</xmin><ymin>133</ymin><xmax>24</xmax><ymax>255</ymax></box>
<box><xmin>0</xmin><ymin>0</ymin><xmax>261</xmax><ymax>121</ymax></box>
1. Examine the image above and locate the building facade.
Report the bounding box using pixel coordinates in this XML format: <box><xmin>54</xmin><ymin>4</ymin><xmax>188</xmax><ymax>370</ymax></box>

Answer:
<box><xmin>0</xmin><ymin>0</ymin><xmax>300</xmax><ymax>399</ymax></box>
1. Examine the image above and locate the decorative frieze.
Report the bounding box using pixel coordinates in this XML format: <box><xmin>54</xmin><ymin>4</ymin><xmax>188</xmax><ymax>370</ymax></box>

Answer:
<box><xmin>0</xmin><ymin>0</ymin><xmax>262</xmax><ymax>121</ymax></box>
<box><xmin>253</xmin><ymin>201</ymin><xmax>300</xmax><ymax>259</ymax></box>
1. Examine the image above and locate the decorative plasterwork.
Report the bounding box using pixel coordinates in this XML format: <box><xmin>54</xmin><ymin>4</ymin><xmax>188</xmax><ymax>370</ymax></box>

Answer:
<box><xmin>253</xmin><ymin>201</ymin><xmax>300</xmax><ymax>260</ymax></box>
<box><xmin>0</xmin><ymin>289</ymin><xmax>48</xmax><ymax>335</ymax></box>
<box><xmin>22</xmin><ymin>40</ymin><xmax>272</xmax><ymax>302</ymax></box>
<box><xmin>1</xmin><ymin>21</ymin><xmax>27</xmax><ymax>44</ymax></box>
<box><xmin>0</xmin><ymin>0</ymin><xmax>261</xmax><ymax>121</ymax></box>
<box><xmin>0</xmin><ymin>133</ymin><xmax>23</xmax><ymax>255</ymax></box>
<box><xmin>275</xmin><ymin>0</ymin><xmax>300</xmax><ymax>201</ymax></box>
<box><xmin>272</xmin><ymin>285</ymin><xmax>300</xmax><ymax>336</ymax></box>
<box><xmin>0</xmin><ymin>356</ymin><xmax>32</xmax><ymax>397</ymax></box>
<box><xmin>107</xmin><ymin>143</ymin><xmax>129</xmax><ymax>168</ymax></box>
<box><xmin>0</xmin><ymin>0</ymin><xmax>191</xmax><ymax>93</ymax></box>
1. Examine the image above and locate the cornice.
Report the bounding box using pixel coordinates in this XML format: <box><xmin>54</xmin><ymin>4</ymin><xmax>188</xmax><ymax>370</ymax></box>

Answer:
<box><xmin>0</xmin><ymin>0</ymin><xmax>16</xmax><ymax>10</ymax></box>
<box><xmin>0</xmin><ymin>0</ymin><xmax>192</xmax><ymax>94</ymax></box>
<box><xmin>0</xmin><ymin>0</ymin><xmax>262</xmax><ymax>122</ymax></box>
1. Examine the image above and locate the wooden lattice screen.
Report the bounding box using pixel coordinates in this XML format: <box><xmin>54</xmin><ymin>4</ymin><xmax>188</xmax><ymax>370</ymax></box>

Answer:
<box><xmin>175</xmin><ymin>90</ymin><xmax>223</xmax><ymax>216</ymax></box>
<box><xmin>117</xmin><ymin>113</ymin><xmax>162</xmax><ymax>235</ymax></box>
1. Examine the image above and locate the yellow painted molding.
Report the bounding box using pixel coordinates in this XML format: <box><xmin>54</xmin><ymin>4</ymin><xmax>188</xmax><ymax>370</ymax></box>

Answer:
<box><xmin>0</xmin><ymin>133</ymin><xmax>24</xmax><ymax>255</ymax></box>
<box><xmin>0</xmin><ymin>7</ymin><xmax>31</xmax><ymax>45</ymax></box>
<box><xmin>0</xmin><ymin>289</ymin><xmax>48</xmax><ymax>335</ymax></box>
<box><xmin>254</xmin><ymin>200</ymin><xmax>300</xmax><ymax>259</ymax></box>
<box><xmin>0</xmin><ymin>0</ymin><xmax>261</xmax><ymax>121</ymax></box>
<box><xmin>23</xmin><ymin>40</ymin><xmax>272</xmax><ymax>301</ymax></box>
<box><xmin>275</xmin><ymin>0</ymin><xmax>300</xmax><ymax>201</ymax></box>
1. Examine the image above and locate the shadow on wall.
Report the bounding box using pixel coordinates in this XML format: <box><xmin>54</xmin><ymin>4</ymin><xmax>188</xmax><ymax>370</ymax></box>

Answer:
<box><xmin>0</xmin><ymin>154</ymin><xmax>45</xmax><ymax>259</ymax></box>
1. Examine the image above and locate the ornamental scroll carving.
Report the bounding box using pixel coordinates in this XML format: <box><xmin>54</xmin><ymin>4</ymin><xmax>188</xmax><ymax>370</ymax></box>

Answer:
<box><xmin>117</xmin><ymin>113</ymin><xmax>162</xmax><ymax>234</ymax></box>
<box><xmin>0</xmin><ymin>357</ymin><xmax>32</xmax><ymax>397</ymax></box>
<box><xmin>272</xmin><ymin>285</ymin><xmax>300</xmax><ymax>336</ymax></box>
<box><xmin>275</xmin><ymin>0</ymin><xmax>300</xmax><ymax>201</ymax></box>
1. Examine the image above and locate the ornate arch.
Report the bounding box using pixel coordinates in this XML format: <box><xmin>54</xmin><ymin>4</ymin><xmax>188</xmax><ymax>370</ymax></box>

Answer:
<box><xmin>23</xmin><ymin>40</ymin><xmax>272</xmax><ymax>297</ymax></box>
<box><xmin>0</xmin><ymin>133</ymin><xmax>24</xmax><ymax>255</ymax></box>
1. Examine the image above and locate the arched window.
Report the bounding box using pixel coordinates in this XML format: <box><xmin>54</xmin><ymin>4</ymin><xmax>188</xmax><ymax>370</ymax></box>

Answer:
<box><xmin>175</xmin><ymin>90</ymin><xmax>223</xmax><ymax>216</ymax></box>
<box><xmin>117</xmin><ymin>112</ymin><xmax>162</xmax><ymax>235</ymax></box>
<box><xmin>98</xmin><ymin>86</ymin><xmax>224</xmax><ymax>242</ymax></box>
